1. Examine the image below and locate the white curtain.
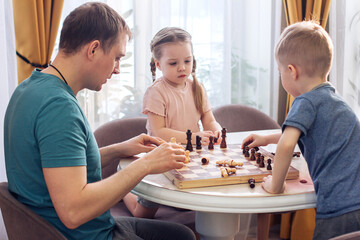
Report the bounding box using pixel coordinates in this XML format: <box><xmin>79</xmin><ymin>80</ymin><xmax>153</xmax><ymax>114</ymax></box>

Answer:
<box><xmin>57</xmin><ymin>0</ymin><xmax>281</xmax><ymax>130</ymax></box>
<box><xmin>330</xmin><ymin>0</ymin><xmax>360</xmax><ymax>117</ymax></box>
<box><xmin>0</xmin><ymin>0</ymin><xmax>17</xmax><ymax>238</ymax></box>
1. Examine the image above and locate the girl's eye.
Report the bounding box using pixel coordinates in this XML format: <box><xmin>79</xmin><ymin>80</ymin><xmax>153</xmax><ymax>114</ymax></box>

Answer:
<box><xmin>185</xmin><ymin>60</ymin><xmax>191</xmax><ymax>63</ymax></box>
<box><xmin>169</xmin><ymin>62</ymin><xmax>177</xmax><ymax>66</ymax></box>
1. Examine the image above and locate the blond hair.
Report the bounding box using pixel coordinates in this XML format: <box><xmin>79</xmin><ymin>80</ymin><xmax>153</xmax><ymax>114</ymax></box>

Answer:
<box><xmin>149</xmin><ymin>27</ymin><xmax>205</xmax><ymax>115</ymax></box>
<box><xmin>275</xmin><ymin>21</ymin><xmax>333</xmax><ymax>78</ymax></box>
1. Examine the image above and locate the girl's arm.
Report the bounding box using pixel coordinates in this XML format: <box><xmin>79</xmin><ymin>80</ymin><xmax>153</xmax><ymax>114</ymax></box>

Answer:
<box><xmin>201</xmin><ymin>110</ymin><xmax>222</xmax><ymax>137</ymax></box>
<box><xmin>148</xmin><ymin>112</ymin><xmax>212</xmax><ymax>144</ymax></box>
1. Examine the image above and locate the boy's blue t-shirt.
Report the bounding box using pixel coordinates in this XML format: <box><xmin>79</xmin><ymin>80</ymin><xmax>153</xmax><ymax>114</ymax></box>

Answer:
<box><xmin>4</xmin><ymin>69</ymin><xmax>115</xmax><ymax>240</ymax></box>
<box><xmin>283</xmin><ymin>83</ymin><xmax>360</xmax><ymax>218</ymax></box>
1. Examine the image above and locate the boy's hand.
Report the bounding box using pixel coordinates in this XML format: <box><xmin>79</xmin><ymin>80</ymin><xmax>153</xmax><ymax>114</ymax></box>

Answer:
<box><xmin>262</xmin><ymin>175</ymin><xmax>285</xmax><ymax>194</ymax></box>
<box><xmin>241</xmin><ymin>134</ymin><xmax>267</xmax><ymax>149</ymax></box>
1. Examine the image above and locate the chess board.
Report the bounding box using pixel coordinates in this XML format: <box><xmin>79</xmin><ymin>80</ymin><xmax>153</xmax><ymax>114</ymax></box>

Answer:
<box><xmin>164</xmin><ymin>144</ymin><xmax>299</xmax><ymax>189</ymax></box>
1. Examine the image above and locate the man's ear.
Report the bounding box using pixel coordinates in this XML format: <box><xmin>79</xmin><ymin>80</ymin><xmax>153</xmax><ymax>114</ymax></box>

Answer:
<box><xmin>88</xmin><ymin>40</ymin><xmax>101</xmax><ymax>59</ymax></box>
<box><xmin>288</xmin><ymin>64</ymin><xmax>298</xmax><ymax>80</ymax></box>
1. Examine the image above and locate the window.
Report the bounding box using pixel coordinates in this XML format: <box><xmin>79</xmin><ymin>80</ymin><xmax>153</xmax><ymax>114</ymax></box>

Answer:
<box><xmin>55</xmin><ymin>0</ymin><xmax>282</xmax><ymax>130</ymax></box>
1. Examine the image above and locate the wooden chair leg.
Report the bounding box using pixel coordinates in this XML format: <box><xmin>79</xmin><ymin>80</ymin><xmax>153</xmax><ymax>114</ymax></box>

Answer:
<box><xmin>257</xmin><ymin>213</ymin><xmax>271</xmax><ymax>240</ymax></box>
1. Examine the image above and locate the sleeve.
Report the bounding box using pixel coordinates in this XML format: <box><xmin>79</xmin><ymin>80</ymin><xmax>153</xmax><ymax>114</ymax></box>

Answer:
<box><xmin>283</xmin><ymin>97</ymin><xmax>316</xmax><ymax>136</ymax></box>
<box><xmin>36</xmin><ymin>97</ymin><xmax>88</xmax><ymax>168</ymax></box>
<box><xmin>142</xmin><ymin>84</ymin><xmax>166</xmax><ymax>117</ymax></box>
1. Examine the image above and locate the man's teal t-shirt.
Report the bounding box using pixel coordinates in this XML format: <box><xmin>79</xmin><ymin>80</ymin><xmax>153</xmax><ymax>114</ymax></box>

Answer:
<box><xmin>4</xmin><ymin>69</ymin><xmax>115</xmax><ymax>240</ymax></box>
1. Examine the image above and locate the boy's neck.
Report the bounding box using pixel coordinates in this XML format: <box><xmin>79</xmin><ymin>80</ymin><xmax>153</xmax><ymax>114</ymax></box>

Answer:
<box><xmin>297</xmin><ymin>75</ymin><xmax>328</xmax><ymax>96</ymax></box>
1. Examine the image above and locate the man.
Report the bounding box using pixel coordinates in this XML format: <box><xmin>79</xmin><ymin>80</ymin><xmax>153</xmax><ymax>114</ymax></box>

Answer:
<box><xmin>4</xmin><ymin>2</ymin><xmax>195</xmax><ymax>240</ymax></box>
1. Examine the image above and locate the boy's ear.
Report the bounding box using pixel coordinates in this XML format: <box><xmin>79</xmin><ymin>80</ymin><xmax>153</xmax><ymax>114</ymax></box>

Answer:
<box><xmin>288</xmin><ymin>64</ymin><xmax>298</xmax><ymax>80</ymax></box>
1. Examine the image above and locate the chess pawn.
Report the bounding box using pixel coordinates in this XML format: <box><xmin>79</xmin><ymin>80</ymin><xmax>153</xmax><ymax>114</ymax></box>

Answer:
<box><xmin>256</xmin><ymin>153</ymin><xmax>261</xmax><ymax>164</ymax></box>
<box><xmin>248</xmin><ymin>178</ymin><xmax>255</xmax><ymax>188</ymax></box>
<box><xmin>185</xmin><ymin>129</ymin><xmax>193</xmax><ymax>152</ymax></box>
<box><xmin>196</xmin><ymin>135</ymin><xmax>202</xmax><ymax>150</ymax></box>
<box><xmin>220</xmin><ymin>127</ymin><xmax>227</xmax><ymax>149</ymax></box>
<box><xmin>259</xmin><ymin>155</ymin><xmax>265</xmax><ymax>168</ymax></box>
<box><xmin>266</xmin><ymin>159</ymin><xmax>272</xmax><ymax>170</ymax></box>
<box><xmin>184</xmin><ymin>150</ymin><xmax>190</xmax><ymax>163</ymax></box>
<box><xmin>208</xmin><ymin>136</ymin><xmax>214</xmax><ymax>150</ymax></box>
<box><xmin>250</xmin><ymin>148</ymin><xmax>256</xmax><ymax>161</ymax></box>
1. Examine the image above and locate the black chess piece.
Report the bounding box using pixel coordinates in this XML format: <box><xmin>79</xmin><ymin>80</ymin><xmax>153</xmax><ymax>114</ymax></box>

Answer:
<box><xmin>259</xmin><ymin>155</ymin><xmax>265</xmax><ymax>168</ymax></box>
<box><xmin>220</xmin><ymin>127</ymin><xmax>227</xmax><ymax>149</ymax></box>
<box><xmin>256</xmin><ymin>153</ymin><xmax>261</xmax><ymax>164</ymax></box>
<box><xmin>267</xmin><ymin>159</ymin><xmax>272</xmax><ymax>170</ymax></box>
<box><xmin>208</xmin><ymin>136</ymin><xmax>214</xmax><ymax>150</ymax></box>
<box><xmin>250</xmin><ymin>148</ymin><xmax>256</xmax><ymax>161</ymax></box>
<box><xmin>248</xmin><ymin>178</ymin><xmax>255</xmax><ymax>188</ymax></box>
<box><xmin>196</xmin><ymin>135</ymin><xmax>202</xmax><ymax>150</ymax></box>
<box><xmin>185</xmin><ymin>129</ymin><xmax>193</xmax><ymax>152</ymax></box>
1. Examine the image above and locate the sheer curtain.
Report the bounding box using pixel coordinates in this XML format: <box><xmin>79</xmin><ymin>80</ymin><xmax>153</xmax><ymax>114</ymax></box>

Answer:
<box><xmin>330</xmin><ymin>0</ymin><xmax>360</xmax><ymax>117</ymax></box>
<box><xmin>57</xmin><ymin>0</ymin><xmax>281</xmax><ymax>130</ymax></box>
<box><xmin>0</xmin><ymin>0</ymin><xmax>17</xmax><ymax>239</ymax></box>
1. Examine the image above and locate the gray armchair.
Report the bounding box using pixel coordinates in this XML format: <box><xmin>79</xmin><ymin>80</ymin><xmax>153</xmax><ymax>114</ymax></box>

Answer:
<box><xmin>0</xmin><ymin>182</ymin><xmax>66</xmax><ymax>240</ymax></box>
<box><xmin>213</xmin><ymin>104</ymin><xmax>280</xmax><ymax>132</ymax></box>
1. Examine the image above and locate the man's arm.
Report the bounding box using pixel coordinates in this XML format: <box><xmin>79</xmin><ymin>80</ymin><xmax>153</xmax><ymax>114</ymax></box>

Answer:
<box><xmin>262</xmin><ymin>126</ymin><xmax>301</xmax><ymax>193</ymax></box>
<box><xmin>43</xmin><ymin>142</ymin><xmax>185</xmax><ymax>229</ymax></box>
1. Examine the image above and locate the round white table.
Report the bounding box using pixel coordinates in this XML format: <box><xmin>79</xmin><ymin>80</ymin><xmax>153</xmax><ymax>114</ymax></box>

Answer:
<box><xmin>119</xmin><ymin>130</ymin><xmax>316</xmax><ymax>240</ymax></box>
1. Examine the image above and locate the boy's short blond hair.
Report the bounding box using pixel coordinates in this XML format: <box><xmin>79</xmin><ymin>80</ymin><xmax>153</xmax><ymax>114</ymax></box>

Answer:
<box><xmin>275</xmin><ymin>21</ymin><xmax>333</xmax><ymax>78</ymax></box>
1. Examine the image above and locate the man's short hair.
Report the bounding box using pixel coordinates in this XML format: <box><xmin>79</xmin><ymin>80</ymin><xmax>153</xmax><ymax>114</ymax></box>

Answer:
<box><xmin>275</xmin><ymin>21</ymin><xmax>333</xmax><ymax>78</ymax></box>
<box><xmin>59</xmin><ymin>2</ymin><xmax>131</xmax><ymax>54</ymax></box>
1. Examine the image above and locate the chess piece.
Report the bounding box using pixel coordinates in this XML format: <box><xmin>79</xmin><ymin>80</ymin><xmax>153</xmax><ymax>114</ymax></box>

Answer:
<box><xmin>214</xmin><ymin>137</ymin><xmax>218</xmax><ymax>143</ymax></box>
<box><xmin>267</xmin><ymin>159</ymin><xmax>272</xmax><ymax>170</ymax></box>
<box><xmin>259</xmin><ymin>155</ymin><xmax>265</xmax><ymax>168</ymax></box>
<box><xmin>196</xmin><ymin>135</ymin><xmax>202</xmax><ymax>150</ymax></box>
<box><xmin>250</xmin><ymin>148</ymin><xmax>256</xmax><ymax>161</ymax></box>
<box><xmin>185</xmin><ymin>150</ymin><xmax>190</xmax><ymax>163</ymax></box>
<box><xmin>201</xmin><ymin>157</ymin><xmax>209</xmax><ymax>165</ymax></box>
<box><xmin>248</xmin><ymin>178</ymin><xmax>255</xmax><ymax>188</ymax></box>
<box><xmin>208</xmin><ymin>136</ymin><xmax>214</xmax><ymax>150</ymax></box>
<box><xmin>220</xmin><ymin>127</ymin><xmax>227</xmax><ymax>149</ymax></box>
<box><xmin>256</xmin><ymin>153</ymin><xmax>261</xmax><ymax>164</ymax></box>
<box><xmin>185</xmin><ymin>129</ymin><xmax>193</xmax><ymax>152</ymax></box>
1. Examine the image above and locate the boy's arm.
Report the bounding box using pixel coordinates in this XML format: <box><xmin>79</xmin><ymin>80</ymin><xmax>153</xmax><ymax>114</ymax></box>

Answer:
<box><xmin>262</xmin><ymin>126</ymin><xmax>301</xmax><ymax>194</ymax></box>
<box><xmin>241</xmin><ymin>133</ymin><xmax>281</xmax><ymax>149</ymax></box>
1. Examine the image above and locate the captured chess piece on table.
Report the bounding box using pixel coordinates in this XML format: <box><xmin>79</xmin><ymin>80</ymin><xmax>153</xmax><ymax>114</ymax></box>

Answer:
<box><xmin>185</xmin><ymin>129</ymin><xmax>193</xmax><ymax>152</ymax></box>
<box><xmin>248</xmin><ymin>178</ymin><xmax>255</xmax><ymax>188</ymax></box>
<box><xmin>220</xmin><ymin>127</ymin><xmax>227</xmax><ymax>149</ymax></box>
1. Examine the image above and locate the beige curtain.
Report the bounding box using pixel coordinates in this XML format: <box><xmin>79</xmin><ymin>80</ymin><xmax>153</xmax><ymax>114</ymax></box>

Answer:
<box><xmin>13</xmin><ymin>0</ymin><xmax>64</xmax><ymax>83</ymax></box>
<box><xmin>284</xmin><ymin>0</ymin><xmax>331</xmax><ymax>115</ymax></box>
<box><xmin>281</xmin><ymin>1</ymin><xmax>331</xmax><ymax>239</ymax></box>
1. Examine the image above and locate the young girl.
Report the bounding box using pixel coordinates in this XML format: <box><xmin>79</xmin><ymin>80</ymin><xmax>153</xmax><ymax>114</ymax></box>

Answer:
<box><xmin>123</xmin><ymin>27</ymin><xmax>222</xmax><ymax>218</ymax></box>
<box><xmin>144</xmin><ymin>27</ymin><xmax>222</xmax><ymax>145</ymax></box>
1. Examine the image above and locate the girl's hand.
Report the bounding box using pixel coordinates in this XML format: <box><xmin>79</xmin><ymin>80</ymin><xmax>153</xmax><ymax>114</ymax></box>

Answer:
<box><xmin>261</xmin><ymin>175</ymin><xmax>285</xmax><ymax>194</ymax></box>
<box><xmin>194</xmin><ymin>131</ymin><xmax>216</xmax><ymax>145</ymax></box>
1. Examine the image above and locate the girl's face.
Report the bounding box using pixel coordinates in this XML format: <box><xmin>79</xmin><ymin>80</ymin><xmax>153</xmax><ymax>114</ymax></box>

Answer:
<box><xmin>155</xmin><ymin>42</ymin><xmax>193</xmax><ymax>88</ymax></box>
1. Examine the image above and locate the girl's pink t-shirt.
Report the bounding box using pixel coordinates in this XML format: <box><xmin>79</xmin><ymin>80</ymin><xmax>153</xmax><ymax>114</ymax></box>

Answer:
<box><xmin>142</xmin><ymin>77</ymin><xmax>211</xmax><ymax>135</ymax></box>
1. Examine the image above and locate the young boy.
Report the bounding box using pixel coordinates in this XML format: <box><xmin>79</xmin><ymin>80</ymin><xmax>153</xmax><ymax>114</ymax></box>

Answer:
<box><xmin>242</xmin><ymin>21</ymin><xmax>360</xmax><ymax>239</ymax></box>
